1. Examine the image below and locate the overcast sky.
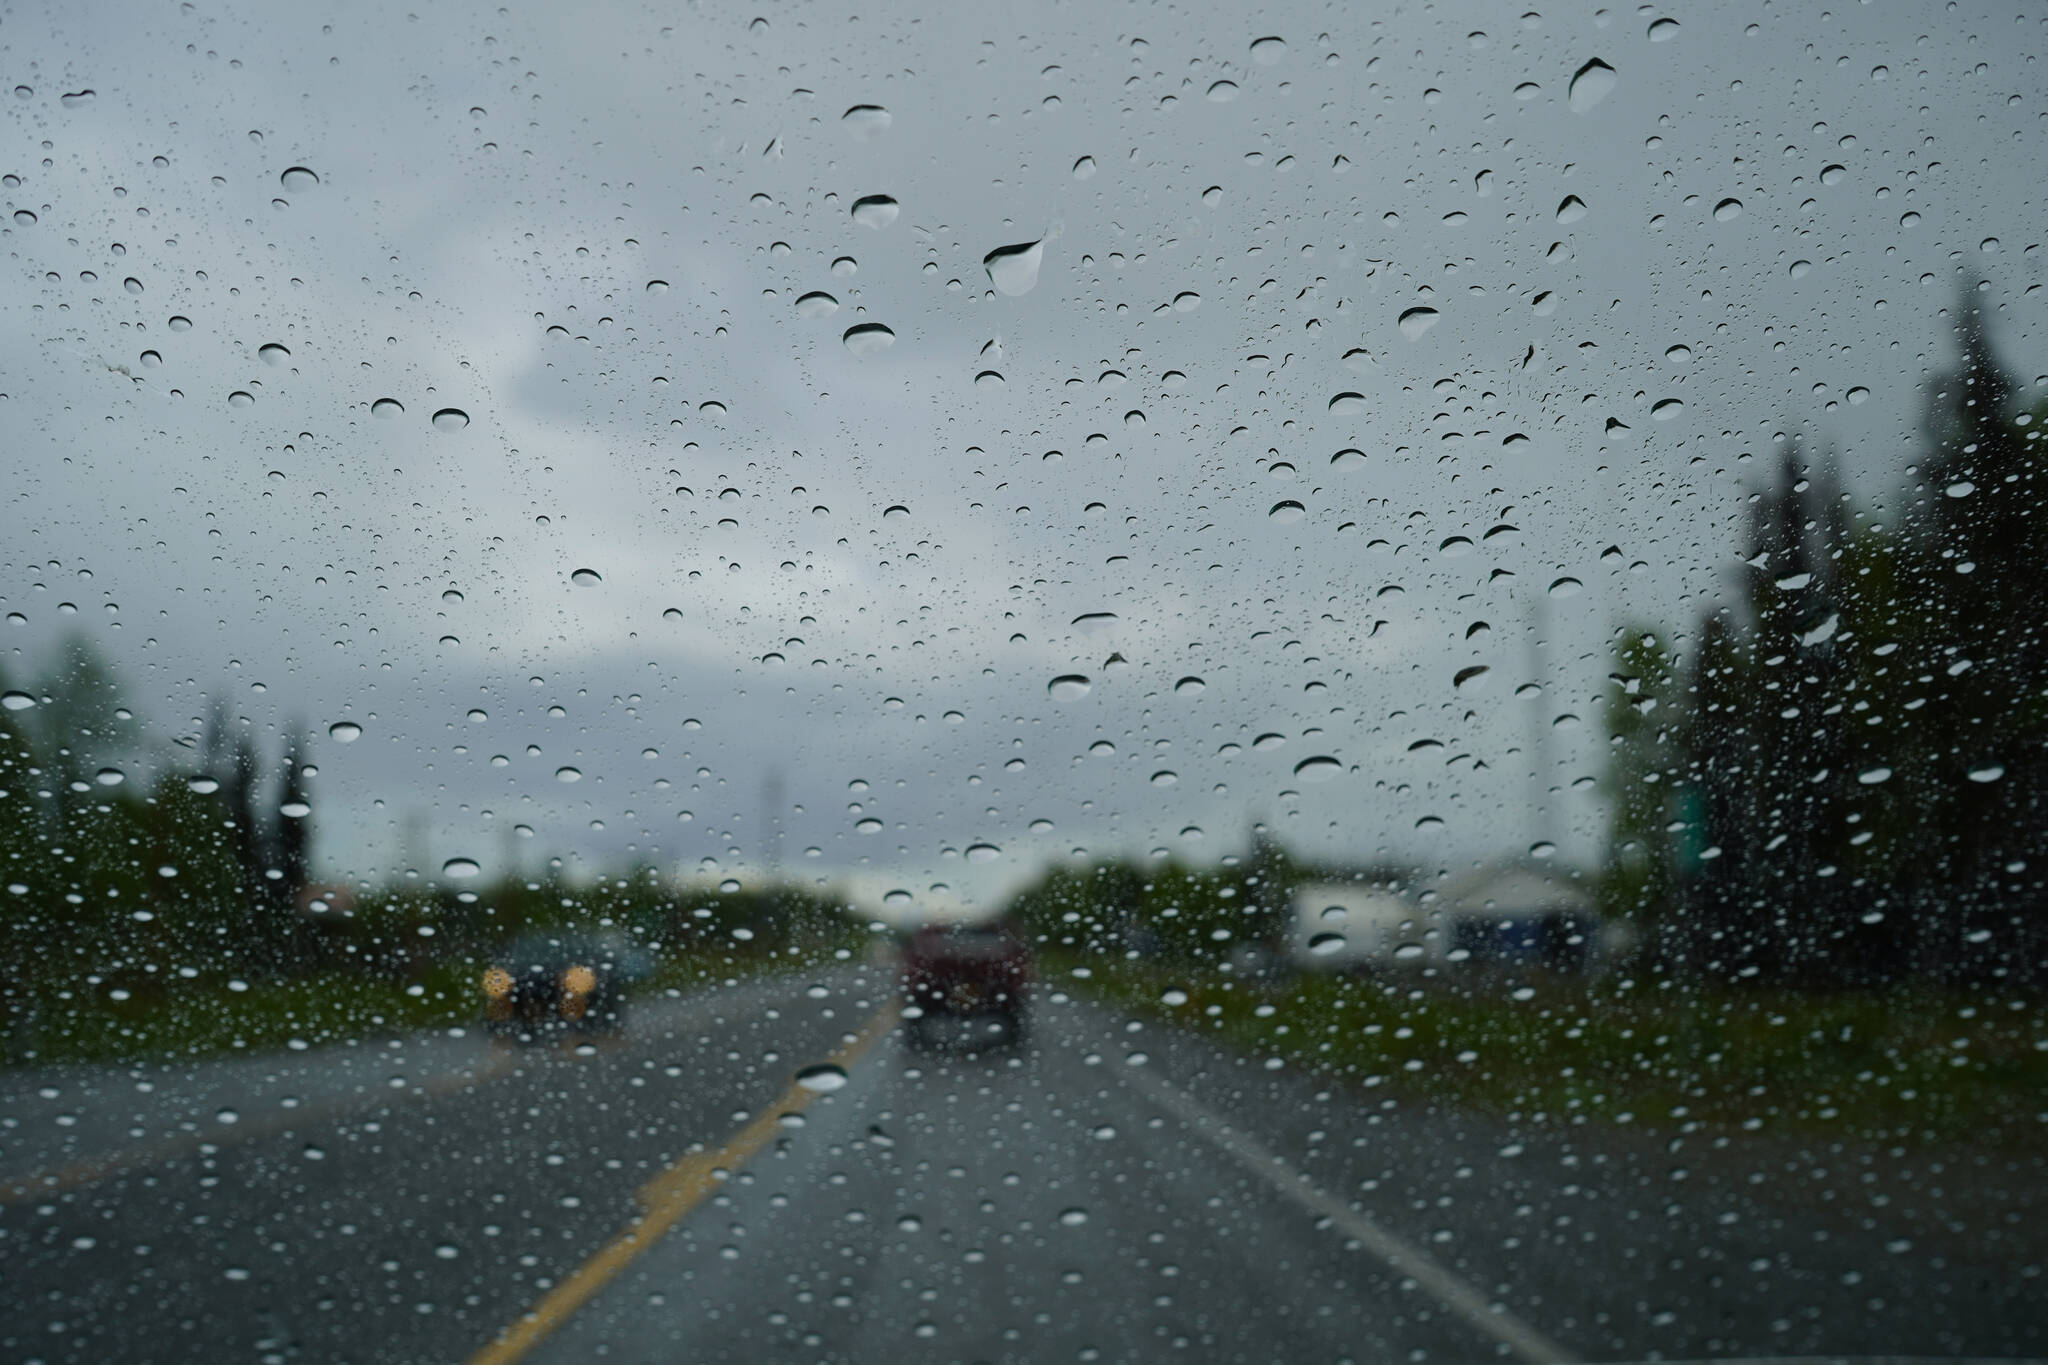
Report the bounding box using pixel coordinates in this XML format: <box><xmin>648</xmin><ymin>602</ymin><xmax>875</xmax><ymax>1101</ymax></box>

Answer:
<box><xmin>1</xmin><ymin>0</ymin><xmax>2042</xmax><ymax>919</ymax></box>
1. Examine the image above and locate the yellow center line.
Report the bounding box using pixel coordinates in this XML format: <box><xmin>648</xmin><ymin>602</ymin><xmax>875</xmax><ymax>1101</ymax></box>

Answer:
<box><xmin>0</xmin><ymin>1046</ymin><xmax>520</xmax><ymax>1206</ymax></box>
<box><xmin>467</xmin><ymin>1002</ymin><xmax>899</xmax><ymax>1365</ymax></box>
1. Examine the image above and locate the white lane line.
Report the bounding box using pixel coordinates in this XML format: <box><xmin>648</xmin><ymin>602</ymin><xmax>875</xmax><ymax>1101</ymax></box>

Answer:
<box><xmin>1124</xmin><ymin>1066</ymin><xmax>1572</xmax><ymax>1365</ymax></box>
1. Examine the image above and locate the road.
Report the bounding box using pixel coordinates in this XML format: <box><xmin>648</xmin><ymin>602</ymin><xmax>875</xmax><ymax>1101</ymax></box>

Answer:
<box><xmin>1</xmin><ymin>965</ymin><xmax>2042</xmax><ymax>1364</ymax></box>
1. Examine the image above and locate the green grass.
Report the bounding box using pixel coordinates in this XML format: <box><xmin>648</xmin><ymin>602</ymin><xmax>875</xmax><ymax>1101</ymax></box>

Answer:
<box><xmin>1048</xmin><ymin>951</ymin><xmax>2048</xmax><ymax>1149</ymax></box>
<box><xmin>1</xmin><ymin>928</ymin><xmax>870</xmax><ymax>1070</ymax></box>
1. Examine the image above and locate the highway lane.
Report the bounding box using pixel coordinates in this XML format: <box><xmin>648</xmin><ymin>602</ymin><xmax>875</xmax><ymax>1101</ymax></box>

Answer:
<box><xmin>2</xmin><ymin>968</ymin><xmax>2043</xmax><ymax>1364</ymax></box>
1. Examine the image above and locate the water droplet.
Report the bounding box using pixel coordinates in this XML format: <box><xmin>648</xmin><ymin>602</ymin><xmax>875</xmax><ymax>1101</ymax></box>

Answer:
<box><xmin>1665</xmin><ymin>344</ymin><xmax>1692</xmax><ymax>364</ymax></box>
<box><xmin>850</xmin><ymin>194</ymin><xmax>899</xmax><ymax>228</ymax></box>
<box><xmin>371</xmin><ymin>397</ymin><xmax>404</xmax><ymax>418</ymax></box>
<box><xmin>1398</xmin><ymin>306</ymin><xmax>1440</xmax><ymax>339</ymax></box>
<box><xmin>571</xmin><ymin>568</ymin><xmax>602</xmax><ymax>586</ymax></box>
<box><xmin>279</xmin><ymin>166</ymin><xmax>319</xmax><ymax>191</ymax></box>
<box><xmin>645</xmin><ymin>278</ymin><xmax>670</xmax><ymax>293</ymax></box>
<box><xmin>1206</xmin><ymin>80</ymin><xmax>1239</xmax><ymax>102</ymax></box>
<box><xmin>1171</xmin><ymin>291</ymin><xmax>1201</xmax><ymax>312</ymax></box>
<box><xmin>227</xmin><ymin>390</ymin><xmax>255</xmax><ymax>409</ymax></box>
<box><xmin>843</xmin><ymin>322</ymin><xmax>895</xmax><ymax>356</ymax></box>
<box><xmin>796</xmin><ymin>1063</ymin><xmax>849</xmax><ymax>1093</ymax></box>
<box><xmin>215</xmin><ymin>1107</ymin><xmax>240</xmax><ymax>1125</ymax></box>
<box><xmin>1309</xmin><ymin>932</ymin><xmax>1347</xmax><ymax>957</ymax></box>
<box><xmin>842</xmin><ymin>104</ymin><xmax>892</xmax><ymax>138</ymax></box>
<box><xmin>974</xmin><ymin>369</ymin><xmax>1005</xmax><ymax>388</ymax></box>
<box><xmin>1556</xmin><ymin>195</ymin><xmax>1587</xmax><ymax>224</ymax></box>
<box><xmin>555</xmin><ymin>766</ymin><xmax>582</xmax><ymax>783</ymax></box>
<box><xmin>1328</xmin><ymin>392</ymin><xmax>1366</xmax><ymax>414</ymax></box>
<box><xmin>1968</xmin><ymin>763</ymin><xmax>2005</xmax><ymax>784</ymax></box>
<box><xmin>1268</xmin><ymin>500</ymin><xmax>1306</xmax><ymax>523</ymax></box>
<box><xmin>965</xmin><ymin>842</ymin><xmax>1001</xmax><ymax>863</ymax></box>
<box><xmin>795</xmin><ymin>290</ymin><xmax>839</xmax><ymax>318</ymax></box>
<box><xmin>1857</xmin><ymin>766</ymin><xmax>1893</xmax><ymax>786</ymax></box>
<box><xmin>1048</xmin><ymin>674</ymin><xmax>1092</xmax><ymax>701</ymax></box>
<box><xmin>280</xmin><ymin>800</ymin><xmax>310</xmax><ymax>819</ymax></box>
<box><xmin>11</xmin><ymin>209</ymin><xmax>35</xmax><ymax>226</ymax></box>
<box><xmin>1712</xmin><ymin>197</ymin><xmax>1743</xmax><ymax>222</ymax></box>
<box><xmin>1648</xmin><ymin>17</ymin><xmax>1679</xmax><ymax>41</ymax></box>
<box><xmin>983</xmin><ymin>239</ymin><xmax>1045</xmax><ymax>296</ymax></box>
<box><xmin>443</xmin><ymin>858</ymin><xmax>481</xmax><ymax>880</ymax></box>
<box><xmin>1072</xmin><ymin>155</ymin><xmax>1096</xmax><ymax>180</ymax></box>
<box><xmin>329</xmin><ymin>721</ymin><xmax>361</xmax><ymax>743</ymax></box>
<box><xmin>60</xmin><ymin>89</ymin><xmax>95</xmax><ymax>109</ymax></box>
<box><xmin>1294</xmin><ymin>756</ymin><xmax>1342</xmax><ymax>782</ymax></box>
<box><xmin>1453</xmin><ymin>664</ymin><xmax>1491</xmax><ymax>692</ymax></box>
<box><xmin>1567</xmin><ymin>59</ymin><xmax>1617</xmax><ymax>113</ymax></box>
<box><xmin>1330</xmin><ymin>449</ymin><xmax>1366</xmax><ymax>470</ymax></box>
<box><xmin>167</xmin><ymin>314</ymin><xmax>192</xmax><ymax>332</ymax></box>
<box><xmin>95</xmin><ymin>766</ymin><xmax>125</xmax><ymax>786</ymax></box>
<box><xmin>1547</xmin><ymin>576</ymin><xmax>1583</xmax><ymax>598</ymax></box>
<box><xmin>1174</xmin><ymin>676</ymin><xmax>1206</xmax><ymax>696</ymax></box>
<box><xmin>1072</xmin><ymin>612</ymin><xmax>1119</xmax><ymax>636</ymax></box>
<box><xmin>429</xmin><ymin>407</ymin><xmax>471</xmax><ymax>433</ymax></box>
<box><xmin>258</xmin><ymin>342</ymin><xmax>290</xmax><ymax>365</ymax></box>
<box><xmin>187</xmin><ymin>776</ymin><xmax>220</xmax><ymax>794</ymax></box>
<box><xmin>1820</xmin><ymin>164</ymin><xmax>1846</xmax><ymax>186</ymax></box>
<box><xmin>1058</xmin><ymin>1208</ymin><xmax>1089</xmax><ymax>1227</ymax></box>
<box><xmin>1846</xmin><ymin>386</ymin><xmax>1869</xmax><ymax>405</ymax></box>
<box><xmin>1652</xmin><ymin>398</ymin><xmax>1684</xmax><ymax>419</ymax></box>
<box><xmin>139</xmin><ymin>349</ymin><xmax>161</xmax><ymax>368</ymax></box>
<box><xmin>1250</xmin><ymin>35</ymin><xmax>1287</xmax><ymax>64</ymax></box>
<box><xmin>831</xmin><ymin>255</ymin><xmax>858</xmax><ymax>276</ymax></box>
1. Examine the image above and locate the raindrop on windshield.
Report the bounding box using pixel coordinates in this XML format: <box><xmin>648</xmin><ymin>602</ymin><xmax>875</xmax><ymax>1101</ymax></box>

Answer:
<box><xmin>796</xmin><ymin>1063</ymin><xmax>849</xmax><ymax>1093</ymax></box>
<box><xmin>278</xmin><ymin>166</ymin><xmax>319</xmax><ymax>191</ymax></box>
<box><xmin>983</xmin><ymin>239</ymin><xmax>1045</xmax><ymax>296</ymax></box>
<box><xmin>442</xmin><ymin>858</ymin><xmax>480</xmax><ymax>880</ymax></box>
<box><xmin>850</xmin><ymin>194</ymin><xmax>899</xmax><ymax>228</ymax></box>
<box><xmin>431</xmin><ymin>408</ymin><xmax>469</xmax><ymax>431</ymax></box>
<box><xmin>843</xmin><ymin>323</ymin><xmax>896</xmax><ymax>356</ymax></box>
<box><xmin>371</xmin><ymin>397</ymin><xmax>404</xmax><ymax>418</ymax></box>
<box><xmin>1048</xmin><ymin>675</ymin><xmax>1092</xmax><ymax>701</ymax></box>
<box><xmin>1398</xmin><ymin>306</ymin><xmax>1440</xmax><ymax>339</ymax></box>
<box><xmin>328</xmin><ymin>721</ymin><xmax>361</xmax><ymax>742</ymax></box>
<box><xmin>1567</xmin><ymin>58</ymin><xmax>1617</xmax><ymax>113</ymax></box>
<box><xmin>1293</xmin><ymin>756</ymin><xmax>1342</xmax><ymax>781</ymax></box>
<box><xmin>842</xmin><ymin>104</ymin><xmax>892</xmax><ymax>138</ymax></box>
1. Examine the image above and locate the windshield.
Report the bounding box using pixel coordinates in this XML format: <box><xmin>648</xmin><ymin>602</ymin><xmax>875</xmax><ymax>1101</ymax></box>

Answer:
<box><xmin>3</xmin><ymin>2</ymin><xmax>2044</xmax><ymax>1362</ymax></box>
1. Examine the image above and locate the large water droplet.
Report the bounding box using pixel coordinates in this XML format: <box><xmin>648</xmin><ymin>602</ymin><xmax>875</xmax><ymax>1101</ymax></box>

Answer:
<box><xmin>1398</xmin><ymin>306</ymin><xmax>1440</xmax><ymax>339</ymax></box>
<box><xmin>1308</xmin><ymin>931</ymin><xmax>1347</xmax><ymax>956</ymax></box>
<box><xmin>1048</xmin><ymin>674</ymin><xmax>1092</xmax><ymax>701</ymax></box>
<box><xmin>1547</xmin><ymin>576</ymin><xmax>1583</xmax><ymax>598</ymax></box>
<box><xmin>983</xmin><ymin>239</ymin><xmax>1045</xmax><ymax>296</ymax></box>
<box><xmin>1328</xmin><ymin>392</ymin><xmax>1366</xmax><ymax>414</ymax></box>
<box><xmin>187</xmin><ymin>775</ymin><xmax>220</xmax><ymax>794</ymax></box>
<box><xmin>796</xmin><ymin>1063</ymin><xmax>849</xmax><ymax>1093</ymax></box>
<box><xmin>279</xmin><ymin>166</ymin><xmax>319</xmax><ymax>191</ymax></box>
<box><xmin>843</xmin><ymin>322</ymin><xmax>895</xmax><ymax>356</ymax></box>
<box><xmin>258</xmin><ymin>343</ymin><xmax>290</xmax><ymax>365</ymax></box>
<box><xmin>443</xmin><ymin>858</ymin><xmax>481</xmax><ymax>880</ymax></box>
<box><xmin>795</xmin><ymin>291</ymin><xmax>839</xmax><ymax>318</ymax></box>
<box><xmin>965</xmin><ymin>842</ymin><xmax>1001</xmax><ymax>863</ymax></box>
<box><xmin>1567</xmin><ymin>59</ymin><xmax>1617</xmax><ymax>113</ymax></box>
<box><xmin>842</xmin><ymin>104</ymin><xmax>892</xmax><ymax>139</ymax></box>
<box><xmin>1206</xmin><ymin>80</ymin><xmax>1239</xmax><ymax>102</ymax></box>
<box><xmin>1712</xmin><ymin>197</ymin><xmax>1743</xmax><ymax>222</ymax></box>
<box><xmin>555</xmin><ymin>766</ymin><xmax>582</xmax><ymax>783</ymax></box>
<box><xmin>328</xmin><ymin>721</ymin><xmax>361</xmax><ymax>743</ymax></box>
<box><xmin>227</xmin><ymin>390</ymin><xmax>255</xmax><ymax>409</ymax></box>
<box><xmin>1331</xmin><ymin>448</ymin><xmax>1366</xmax><ymax>470</ymax></box>
<box><xmin>1250</xmin><ymin>35</ymin><xmax>1287</xmax><ymax>64</ymax></box>
<box><xmin>432</xmin><ymin>408</ymin><xmax>470</xmax><ymax>431</ymax></box>
<box><xmin>1072</xmin><ymin>156</ymin><xmax>1097</xmax><ymax>179</ymax></box>
<box><xmin>850</xmin><ymin>194</ymin><xmax>899</xmax><ymax>228</ymax></box>
<box><xmin>570</xmin><ymin>567</ymin><xmax>602</xmax><ymax>586</ymax></box>
<box><xmin>1648</xmin><ymin>17</ymin><xmax>1679</xmax><ymax>41</ymax></box>
<box><xmin>371</xmin><ymin>397</ymin><xmax>404</xmax><ymax>418</ymax></box>
<box><xmin>1294</xmin><ymin>756</ymin><xmax>1343</xmax><ymax>782</ymax></box>
<box><xmin>1556</xmin><ymin>195</ymin><xmax>1587</xmax><ymax>224</ymax></box>
<box><xmin>1269</xmin><ymin>500</ymin><xmax>1306</xmax><ymax>523</ymax></box>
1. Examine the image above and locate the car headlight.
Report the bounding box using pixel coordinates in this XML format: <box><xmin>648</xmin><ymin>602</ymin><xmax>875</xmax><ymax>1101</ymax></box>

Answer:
<box><xmin>559</xmin><ymin>964</ymin><xmax>595</xmax><ymax>1019</ymax></box>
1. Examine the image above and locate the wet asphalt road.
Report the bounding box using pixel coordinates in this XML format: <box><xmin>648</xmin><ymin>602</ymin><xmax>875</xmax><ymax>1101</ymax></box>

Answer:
<box><xmin>1</xmin><ymin>965</ymin><xmax>2043</xmax><ymax>1365</ymax></box>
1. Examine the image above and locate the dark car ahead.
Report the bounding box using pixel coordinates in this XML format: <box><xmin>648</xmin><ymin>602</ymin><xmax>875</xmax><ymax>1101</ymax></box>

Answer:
<box><xmin>900</xmin><ymin>920</ymin><xmax>1031</xmax><ymax>1051</ymax></box>
<box><xmin>481</xmin><ymin>931</ymin><xmax>646</xmax><ymax>1041</ymax></box>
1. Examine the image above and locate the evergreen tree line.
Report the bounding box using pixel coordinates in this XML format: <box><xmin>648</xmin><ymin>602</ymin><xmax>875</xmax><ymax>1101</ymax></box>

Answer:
<box><xmin>1603</xmin><ymin>289</ymin><xmax>2048</xmax><ymax>988</ymax></box>
<box><xmin>0</xmin><ymin>640</ymin><xmax>319</xmax><ymax>998</ymax></box>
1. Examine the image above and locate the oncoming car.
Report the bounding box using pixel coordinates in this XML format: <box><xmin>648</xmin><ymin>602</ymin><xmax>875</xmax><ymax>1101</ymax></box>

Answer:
<box><xmin>900</xmin><ymin>920</ymin><xmax>1031</xmax><ymax>1052</ymax></box>
<box><xmin>480</xmin><ymin>931</ymin><xmax>641</xmax><ymax>1041</ymax></box>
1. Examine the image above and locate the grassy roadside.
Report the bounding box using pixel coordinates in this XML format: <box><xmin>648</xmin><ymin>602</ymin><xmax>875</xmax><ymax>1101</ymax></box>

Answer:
<box><xmin>2</xmin><ymin>930</ymin><xmax>869</xmax><ymax>1070</ymax></box>
<box><xmin>1047</xmin><ymin>951</ymin><xmax>2048</xmax><ymax>1149</ymax></box>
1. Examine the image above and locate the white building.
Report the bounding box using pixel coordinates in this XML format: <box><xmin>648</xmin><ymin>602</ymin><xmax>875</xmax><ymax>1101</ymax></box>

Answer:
<box><xmin>1286</xmin><ymin>882</ymin><xmax>1425</xmax><ymax>970</ymax></box>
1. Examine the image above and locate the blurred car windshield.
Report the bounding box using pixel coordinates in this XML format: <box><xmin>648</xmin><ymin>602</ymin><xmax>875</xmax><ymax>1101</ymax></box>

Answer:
<box><xmin>2</xmin><ymin>2</ymin><xmax>2044</xmax><ymax>1363</ymax></box>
